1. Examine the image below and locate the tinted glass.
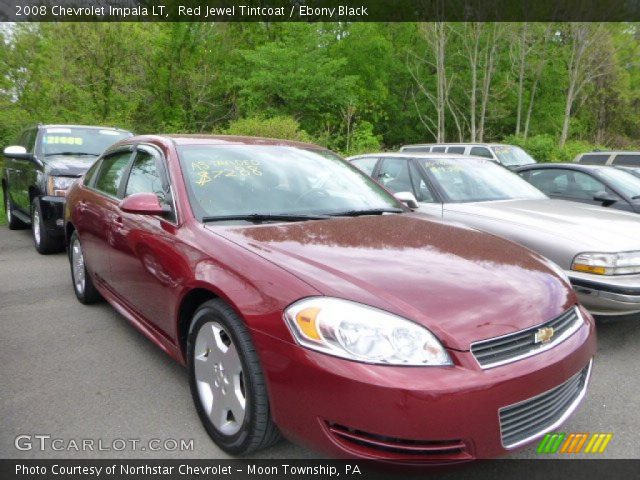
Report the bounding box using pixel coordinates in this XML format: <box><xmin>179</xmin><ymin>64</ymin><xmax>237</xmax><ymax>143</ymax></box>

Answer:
<box><xmin>42</xmin><ymin>127</ymin><xmax>132</xmax><ymax>157</ymax></box>
<box><xmin>377</xmin><ymin>158</ymin><xmax>414</xmax><ymax>194</ymax></box>
<box><xmin>492</xmin><ymin>146</ymin><xmax>536</xmax><ymax>166</ymax></box>
<box><xmin>177</xmin><ymin>145</ymin><xmax>401</xmax><ymax>220</ymax></box>
<box><xmin>432</xmin><ymin>146</ymin><xmax>446</xmax><ymax>153</ymax></box>
<box><xmin>421</xmin><ymin>158</ymin><xmax>547</xmax><ymax>202</ymax></box>
<box><xmin>351</xmin><ymin>157</ymin><xmax>378</xmax><ymax>175</ymax></box>
<box><xmin>401</xmin><ymin>146</ymin><xmax>431</xmax><ymax>152</ymax></box>
<box><xmin>125</xmin><ymin>151</ymin><xmax>164</xmax><ymax>199</ymax></box>
<box><xmin>470</xmin><ymin>146</ymin><xmax>493</xmax><ymax>159</ymax></box>
<box><xmin>597</xmin><ymin>168</ymin><xmax>640</xmax><ymax>198</ymax></box>
<box><xmin>409</xmin><ymin>161</ymin><xmax>435</xmax><ymax>202</ymax></box>
<box><xmin>446</xmin><ymin>146</ymin><xmax>466</xmax><ymax>154</ymax></box>
<box><xmin>611</xmin><ymin>154</ymin><xmax>640</xmax><ymax>167</ymax></box>
<box><xmin>578</xmin><ymin>154</ymin><xmax>609</xmax><ymax>165</ymax></box>
<box><xmin>94</xmin><ymin>151</ymin><xmax>132</xmax><ymax>197</ymax></box>
<box><xmin>83</xmin><ymin>160</ymin><xmax>102</xmax><ymax>186</ymax></box>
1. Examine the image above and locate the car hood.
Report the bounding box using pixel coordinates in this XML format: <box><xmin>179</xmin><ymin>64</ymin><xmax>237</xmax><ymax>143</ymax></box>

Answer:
<box><xmin>44</xmin><ymin>155</ymin><xmax>98</xmax><ymax>177</ymax></box>
<box><xmin>444</xmin><ymin>198</ymin><xmax>640</xmax><ymax>252</ymax></box>
<box><xmin>210</xmin><ymin>215</ymin><xmax>574</xmax><ymax>351</ymax></box>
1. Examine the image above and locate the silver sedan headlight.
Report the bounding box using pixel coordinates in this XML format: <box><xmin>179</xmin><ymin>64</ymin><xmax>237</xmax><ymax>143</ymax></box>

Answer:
<box><xmin>284</xmin><ymin>297</ymin><xmax>452</xmax><ymax>366</ymax></box>
<box><xmin>572</xmin><ymin>251</ymin><xmax>640</xmax><ymax>275</ymax></box>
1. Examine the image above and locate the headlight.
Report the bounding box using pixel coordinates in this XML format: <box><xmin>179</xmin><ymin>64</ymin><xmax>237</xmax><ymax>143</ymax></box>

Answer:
<box><xmin>572</xmin><ymin>251</ymin><xmax>640</xmax><ymax>275</ymax></box>
<box><xmin>47</xmin><ymin>176</ymin><xmax>77</xmax><ymax>196</ymax></box>
<box><xmin>284</xmin><ymin>297</ymin><xmax>452</xmax><ymax>366</ymax></box>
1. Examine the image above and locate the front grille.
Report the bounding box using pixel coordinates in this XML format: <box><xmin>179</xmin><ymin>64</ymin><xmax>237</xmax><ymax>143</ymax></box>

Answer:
<box><xmin>326</xmin><ymin>423</ymin><xmax>470</xmax><ymax>460</ymax></box>
<box><xmin>499</xmin><ymin>361</ymin><xmax>592</xmax><ymax>449</ymax></box>
<box><xmin>471</xmin><ymin>307</ymin><xmax>583</xmax><ymax>368</ymax></box>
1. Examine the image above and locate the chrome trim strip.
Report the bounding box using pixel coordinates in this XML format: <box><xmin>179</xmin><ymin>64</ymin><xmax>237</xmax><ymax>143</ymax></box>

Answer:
<box><xmin>500</xmin><ymin>359</ymin><xmax>593</xmax><ymax>450</ymax></box>
<box><xmin>470</xmin><ymin>306</ymin><xmax>584</xmax><ymax>370</ymax></box>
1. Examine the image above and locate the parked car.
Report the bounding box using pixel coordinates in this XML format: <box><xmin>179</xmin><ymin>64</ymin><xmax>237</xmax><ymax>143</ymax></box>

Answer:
<box><xmin>399</xmin><ymin>143</ymin><xmax>537</xmax><ymax>168</ymax></box>
<box><xmin>2</xmin><ymin>124</ymin><xmax>133</xmax><ymax>253</ymax></box>
<box><xmin>65</xmin><ymin>135</ymin><xmax>595</xmax><ymax>461</ymax></box>
<box><xmin>516</xmin><ymin>163</ymin><xmax>640</xmax><ymax>213</ymax></box>
<box><xmin>349</xmin><ymin>152</ymin><xmax>640</xmax><ymax>317</ymax></box>
<box><xmin>574</xmin><ymin>150</ymin><xmax>640</xmax><ymax>168</ymax></box>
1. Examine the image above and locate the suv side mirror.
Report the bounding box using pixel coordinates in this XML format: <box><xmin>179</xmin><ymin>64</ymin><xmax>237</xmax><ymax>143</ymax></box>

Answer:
<box><xmin>394</xmin><ymin>191</ymin><xmax>419</xmax><ymax>209</ymax></box>
<box><xmin>593</xmin><ymin>191</ymin><xmax>618</xmax><ymax>207</ymax></box>
<box><xmin>119</xmin><ymin>192</ymin><xmax>167</xmax><ymax>216</ymax></box>
<box><xmin>3</xmin><ymin>145</ymin><xmax>36</xmax><ymax>162</ymax></box>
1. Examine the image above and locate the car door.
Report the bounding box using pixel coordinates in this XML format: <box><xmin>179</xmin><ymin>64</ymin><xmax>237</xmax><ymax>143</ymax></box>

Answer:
<box><xmin>77</xmin><ymin>148</ymin><xmax>134</xmax><ymax>285</ymax></box>
<box><xmin>11</xmin><ymin>128</ymin><xmax>37</xmax><ymax>214</ymax></box>
<box><xmin>108</xmin><ymin>145</ymin><xmax>181</xmax><ymax>337</ymax></box>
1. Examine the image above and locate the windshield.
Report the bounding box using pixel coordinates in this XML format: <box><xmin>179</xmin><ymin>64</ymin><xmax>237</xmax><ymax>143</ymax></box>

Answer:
<box><xmin>598</xmin><ymin>168</ymin><xmax>640</xmax><ymax>198</ymax></box>
<box><xmin>42</xmin><ymin>127</ymin><xmax>132</xmax><ymax>157</ymax></box>
<box><xmin>421</xmin><ymin>158</ymin><xmax>548</xmax><ymax>202</ymax></box>
<box><xmin>177</xmin><ymin>145</ymin><xmax>402</xmax><ymax>220</ymax></box>
<box><xmin>492</xmin><ymin>145</ymin><xmax>536</xmax><ymax>166</ymax></box>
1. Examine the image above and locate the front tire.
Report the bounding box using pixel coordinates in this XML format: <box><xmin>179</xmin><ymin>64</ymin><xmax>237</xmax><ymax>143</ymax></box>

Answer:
<box><xmin>32</xmin><ymin>199</ymin><xmax>64</xmax><ymax>254</ymax></box>
<box><xmin>3</xmin><ymin>187</ymin><xmax>27</xmax><ymax>230</ymax></box>
<box><xmin>188</xmin><ymin>299</ymin><xmax>281</xmax><ymax>455</ymax></box>
<box><xmin>69</xmin><ymin>230</ymin><xmax>101</xmax><ymax>304</ymax></box>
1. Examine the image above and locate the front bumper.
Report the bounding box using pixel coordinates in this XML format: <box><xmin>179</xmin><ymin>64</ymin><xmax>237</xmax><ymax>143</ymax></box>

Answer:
<box><xmin>39</xmin><ymin>195</ymin><xmax>66</xmax><ymax>237</ymax></box>
<box><xmin>251</xmin><ymin>305</ymin><xmax>597</xmax><ymax>462</ymax></box>
<box><xmin>569</xmin><ymin>270</ymin><xmax>640</xmax><ymax>316</ymax></box>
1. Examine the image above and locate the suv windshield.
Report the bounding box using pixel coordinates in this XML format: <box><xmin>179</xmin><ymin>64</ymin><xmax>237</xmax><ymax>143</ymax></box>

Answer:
<box><xmin>421</xmin><ymin>158</ymin><xmax>547</xmax><ymax>202</ymax></box>
<box><xmin>42</xmin><ymin>127</ymin><xmax>131</xmax><ymax>157</ymax></box>
<box><xmin>492</xmin><ymin>145</ymin><xmax>536</xmax><ymax>167</ymax></box>
<box><xmin>177</xmin><ymin>145</ymin><xmax>402</xmax><ymax>220</ymax></box>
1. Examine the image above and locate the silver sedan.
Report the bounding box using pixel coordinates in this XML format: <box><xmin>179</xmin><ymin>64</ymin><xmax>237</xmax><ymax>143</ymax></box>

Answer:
<box><xmin>349</xmin><ymin>152</ymin><xmax>640</xmax><ymax>317</ymax></box>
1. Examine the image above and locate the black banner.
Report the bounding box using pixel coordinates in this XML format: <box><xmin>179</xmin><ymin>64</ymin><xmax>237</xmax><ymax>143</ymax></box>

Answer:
<box><xmin>1</xmin><ymin>0</ymin><xmax>640</xmax><ymax>22</ymax></box>
<box><xmin>1</xmin><ymin>460</ymin><xmax>640</xmax><ymax>480</ymax></box>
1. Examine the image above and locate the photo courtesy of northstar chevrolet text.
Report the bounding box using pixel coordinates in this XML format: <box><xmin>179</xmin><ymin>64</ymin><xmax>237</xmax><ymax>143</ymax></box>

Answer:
<box><xmin>1</xmin><ymin>0</ymin><xmax>639</xmax><ymax>478</ymax></box>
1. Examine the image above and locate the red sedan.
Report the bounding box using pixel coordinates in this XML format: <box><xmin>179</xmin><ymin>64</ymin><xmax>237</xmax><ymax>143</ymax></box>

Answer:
<box><xmin>64</xmin><ymin>135</ymin><xmax>596</xmax><ymax>462</ymax></box>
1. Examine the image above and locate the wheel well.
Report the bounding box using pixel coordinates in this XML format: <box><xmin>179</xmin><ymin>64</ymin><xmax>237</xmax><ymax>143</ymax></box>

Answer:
<box><xmin>177</xmin><ymin>288</ymin><xmax>219</xmax><ymax>356</ymax></box>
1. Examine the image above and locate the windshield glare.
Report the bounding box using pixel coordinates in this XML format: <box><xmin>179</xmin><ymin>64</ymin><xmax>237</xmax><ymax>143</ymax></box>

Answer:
<box><xmin>493</xmin><ymin>145</ymin><xmax>536</xmax><ymax>166</ymax></box>
<box><xmin>422</xmin><ymin>159</ymin><xmax>548</xmax><ymax>202</ymax></box>
<box><xmin>177</xmin><ymin>145</ymin><xmax>401</xmax><ymax>219</ymax></box>
<box><xmin>43</xmin><ymin>127</ymin><xmax>131</xmax><ymax>157</ymax></box>
<box><xmin>599</xmin><ymin>168</ymin><xmax>640</xmax><ymax>197</ymax></box>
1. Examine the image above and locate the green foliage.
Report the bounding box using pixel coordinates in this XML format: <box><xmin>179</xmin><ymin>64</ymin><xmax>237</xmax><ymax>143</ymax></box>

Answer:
<box><xmin>346</xmin><ymin>121</ymin><xmax>382</xmax><ymax>155</ymax></box>
<box><xmin>218</xmin><ymin>116</ymin><xmax>312</xmax><ymax>142</ymax></box>
<box><xmin>505</xmin><ymin>134</ymin><xmax>605</xmax><ymax>163</ymax></box>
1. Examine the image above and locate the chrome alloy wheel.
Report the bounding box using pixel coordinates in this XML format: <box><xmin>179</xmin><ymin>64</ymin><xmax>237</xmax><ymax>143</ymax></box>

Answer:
<box><xmin>194</xmin><ymin>322</ymin><xmax>246</xmax><ymax>435</ymax></box>
<box><xmin>71</xmin><ymin>236</ymin><xmax>86</xmax><ymax>295</ymax></box>
<box><xmin>32</xmin><ymin>209</ymin><xmax>41</xmax><ymax>245</ymax></box>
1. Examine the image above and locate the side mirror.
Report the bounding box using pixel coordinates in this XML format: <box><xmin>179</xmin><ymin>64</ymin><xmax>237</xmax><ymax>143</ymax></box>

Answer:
<box><xmin>593</xmin><ymin>191</ymin><xmax>618</xmax><ymax>207</ymax></box>
<box><xmin>3</xmin><ymin>145</ymin><xmax>36</xmax><ymax>162</ymax></box>
<box><xmin>394</xmin><ymin>191</ymin><xmax>419</xmax><ymax>209</ymax></box>
<box><xmin>119</xmin><ymin>192</ymin><xmax>167</xmax><ymax>216</ymax></box>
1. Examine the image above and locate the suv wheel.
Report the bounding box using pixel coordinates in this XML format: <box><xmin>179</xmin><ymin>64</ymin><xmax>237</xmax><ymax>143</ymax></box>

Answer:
<box><xmin>32</xmin><ymin>199</ymin><xmax>64</xmax><ymax>254</ymax></box>
<box><xmin>3</xmin><ymin>188</ymin><xmax>27</xmax><ymax>230</ymax></box>
<box><xmin>69</xmin><ymin>230</ymin><xmax>101</xmax><ymax>304</ymax></box>
<box><xmin>188</xmin><ymin>299</ymin><xmax>281</xmax><ymax>455</ymax></box>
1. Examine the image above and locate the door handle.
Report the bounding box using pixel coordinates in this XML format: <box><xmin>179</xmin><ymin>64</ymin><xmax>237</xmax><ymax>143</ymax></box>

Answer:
<box><xmin>114</xmin><ymin>216</ymin><xmax>124</xmax><ymax>227</ymax></box>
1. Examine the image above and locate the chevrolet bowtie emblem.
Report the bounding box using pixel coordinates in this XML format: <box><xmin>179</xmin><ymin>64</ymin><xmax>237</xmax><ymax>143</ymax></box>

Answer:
<box><xmin>535</xmin><ymin>327</ymin><xmax>555</xmax><ymax>344</ymax></box>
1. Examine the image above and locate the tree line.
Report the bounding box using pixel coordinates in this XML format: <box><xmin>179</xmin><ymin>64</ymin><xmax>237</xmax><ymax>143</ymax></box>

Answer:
<box><xmin>1</xmin><ymin>22</ymin><xmax>639</xmax><ymax>160</ymax></box>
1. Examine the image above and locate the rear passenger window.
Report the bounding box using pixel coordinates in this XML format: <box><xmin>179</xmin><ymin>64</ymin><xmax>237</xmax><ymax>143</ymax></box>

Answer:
<box><xmin>446</xmin><ymin>146</ymin><xmax>466</xmax><ymax>154</ymax></box>
<box><xmin>470</xmin><ymin>146</ymin><xmax>493</xmax><ymax>159</ymax></box>
<box><xmin>402</xmin><ymin>146</ymin><xmax>431</xmax><ymax>153</ymax></box>
<box><xmin>611</xmin><ymin>154</ymin><xmax>640</xmax><ymax>167</ymax></box>
<box><xmin>94</xmin><ymin>151</ymin><xmax>132</xmax><ymax>197</ymax></box>
<box><xmin>432</xmin><ymin>146</ymin><xmax>446</xmax><ymax>153</ymax></box>
<box><xmin>578</xmin><ymin>154</ymin><xmax>609</xmax><ymax>165</ymax></box>
<box><xmin>351</xmin><ymin>157</ymin><xmax>378</xmax><ymax>175</ymax></box>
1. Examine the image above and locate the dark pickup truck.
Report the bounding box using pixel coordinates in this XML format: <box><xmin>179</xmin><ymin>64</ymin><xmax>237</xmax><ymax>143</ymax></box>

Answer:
<box><xmin>2</xmin><ymin>124</ymin><xmax>132</xmax><ymax>253</ymax></box>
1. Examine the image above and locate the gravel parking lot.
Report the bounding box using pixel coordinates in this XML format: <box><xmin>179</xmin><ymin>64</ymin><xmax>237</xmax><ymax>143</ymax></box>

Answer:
<box><xmin>1</xmin><ymin>227</ymin><xmax>639</xmax><ymax>460</ymax></box>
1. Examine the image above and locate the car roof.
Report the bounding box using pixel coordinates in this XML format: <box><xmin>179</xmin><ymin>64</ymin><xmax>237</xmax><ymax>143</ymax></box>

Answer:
<box><xmin>401</xmin><ymin>143</ymin><xmax>515</xmax><ymax>148</ymax></box>
<box><xmin>348</xmin><ymin>152</ymin><xmax>491</xmax><ymax>161</ymax></box>
<box><xmin>39</xmin><ymin>124</ymin><xmax>132</xmax><ymax>133</ymax></box>
<box><xmin>154</xmin><ymin>134</ymin><xmax>322</xmax><ymax>149</ymax></box>
<box><xmin>577</xmin><ymin>151</ymin><xmax>640</xmax><ymax>155</ymax></box>
<box><xmin>517</xmin><ymin>163</ymin><xmax>606</xmax><ymax>171</ymax></box>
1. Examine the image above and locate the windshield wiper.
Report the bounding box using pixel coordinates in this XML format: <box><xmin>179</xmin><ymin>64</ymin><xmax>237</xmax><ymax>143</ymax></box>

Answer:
<box><xmin>328</xmin><ymin>208</ymin><xmax>404</xmax><ymax>217</ymax></box>
<box><xmin>202</xmin><ymin>213</ymin><xmax>330</xmax><ymax>223</ymax></box>
<box><xmin>45</xmin><ymin>152</ymin><xmax>98</xmax><ymax>157</ymax></box>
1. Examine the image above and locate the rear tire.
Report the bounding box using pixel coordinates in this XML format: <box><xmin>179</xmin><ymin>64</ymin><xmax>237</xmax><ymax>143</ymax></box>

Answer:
<box><xmin>3</xmin><ymin>187</ymin><xmax>27</xmax><ymax>230</ymax></box>
<box><xmin>188</xmin><ymin>299</ymin><xmax>281</xmax><ymax>455</ymax></box>
<box><xmin>69</xmin><ymin>230</ymin><xmax>101</xmax><ymax>304</ymax></box>
<box><xmin>32</xmin><ymin>199</ymin><xmax>64</xmax><ymax>254</ymax></box>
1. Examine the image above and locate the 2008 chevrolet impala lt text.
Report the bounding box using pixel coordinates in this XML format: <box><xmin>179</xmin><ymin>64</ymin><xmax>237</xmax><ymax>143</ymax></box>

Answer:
<box><xmin>63</xmin><ymin>135</ymin><xmax>596</xmax><ymax>462</ymax></box>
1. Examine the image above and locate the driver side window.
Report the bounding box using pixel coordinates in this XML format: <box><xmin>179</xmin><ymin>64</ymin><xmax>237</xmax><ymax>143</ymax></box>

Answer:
<box><xmin>125</xmin><ymin>149</ymin><xmax>176</xmax><ymax>222</ymax></box>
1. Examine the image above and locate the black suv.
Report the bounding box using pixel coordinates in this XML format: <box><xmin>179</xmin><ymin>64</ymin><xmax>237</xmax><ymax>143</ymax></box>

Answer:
<box><xmin>2</xmin><ymin>124</ymin><xmax>132</xmax><ymax>253</ymax></box>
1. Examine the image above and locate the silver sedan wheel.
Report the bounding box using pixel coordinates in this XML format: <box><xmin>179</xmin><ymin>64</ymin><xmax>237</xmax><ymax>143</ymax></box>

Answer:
<box><xmin>32</xmin><ymin>209</ymin><xmax>41</xmax><ymax>245</ymax></box>
<box><xmin>194</xmin><ymin>321</ymin><xmax>246</xmax><ymax>436</ymax></box>
<box><xmin>71</xmin><ymin>237</ymin><xmax>86</xmax><ymax>295</ymax></box>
